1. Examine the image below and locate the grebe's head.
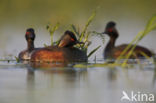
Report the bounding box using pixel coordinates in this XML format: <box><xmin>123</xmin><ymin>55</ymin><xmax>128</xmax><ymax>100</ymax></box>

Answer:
<box><xmin>25</xmin><ymin>28</ymin><xmax>35</xmax><ymax>41</ymax></box>
<box><xmin>103</xmin><ymin>21</ymin><xmax>119</xmax><ymax>38</ymax></box>
<box><xmin>58</xmin><ymin>30</ymin><xmax>83</xmax><ymax>47</ymax></box>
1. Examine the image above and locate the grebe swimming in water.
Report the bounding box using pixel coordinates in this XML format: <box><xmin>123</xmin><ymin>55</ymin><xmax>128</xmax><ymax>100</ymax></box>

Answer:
<box><xmin>18</xmin><ymin>28</ymin><xmax>40</xmax><ymax>60</ymax></box>
<box><xmin>30</xmin><ymin>30</ymin><xmax>87</xmax><ymax>62</ymax></box>
<box><xmin>103</xmin><ymin>21</ymin><xmax>153</xmax><ymax>59</ymax></box>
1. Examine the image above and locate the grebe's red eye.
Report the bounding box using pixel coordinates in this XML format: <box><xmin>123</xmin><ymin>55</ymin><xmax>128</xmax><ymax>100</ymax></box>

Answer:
<box><xmin>71</xmin><ymin>38</ymin><xmax>75</xmax><ymax>41</ymax></box>
<box><xmin>26</xmin><ymin>32</ymin><xmax>30</xmax><ymax>35</ymax></box>
<box><xmin>108</xmin><ymin>28</ymin><xmax>113</xmax><ymax>32</ymax></box>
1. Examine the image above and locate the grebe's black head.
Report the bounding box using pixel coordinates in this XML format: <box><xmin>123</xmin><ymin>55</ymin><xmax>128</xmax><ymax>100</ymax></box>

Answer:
<box><xmin>103</xmin><ymin>21</ymin><xmax>119</xmax><ymax>38</ymax></box>
<box><xmin>58</xmin><ymin>30</ymin><xmax>83</xmax><ymax>47</ymax></box>
<box><xmin>25</xmin><ymin>28</ymin><xmax>35</xmax><ymax>41</ymax></box>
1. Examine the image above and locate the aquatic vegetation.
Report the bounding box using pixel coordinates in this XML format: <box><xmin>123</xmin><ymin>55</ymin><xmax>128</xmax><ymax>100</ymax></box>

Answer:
<box><xmin>87</xmin><ymin>46</ymin><xmax>101</xmax><ymax>58</ymax></box>
<box><xmin>74</xmin><ymin>62</ymin><xmax>120</xmax><ymax>68</ymax></box>
<box><xmin>45</xmin><ymin>11</ymin><xmax>101</xmax><ymax>58</ymax></box>
<box><xmin>15</xmin><ymin>56</ymin><xmax>20</xmax><ymax>63</ymax></box>
<box><xmin>46</xmin><ymin>22</ymin><xmax>60</xmax><ymax>46</ymax></box>
<box><xmin>79</xmin><ymin>11</ymin><xmax>96</xmax><ymax>42</ymax></box>
<box><xmin>70</xmin><ymin>11</ymin><xmax>101</xmax><ymax>58</ymax></box>
<box><xmin>92</xmin><ymin>31</ymin><xmax>105</xmax><ymax>44</ymax></box>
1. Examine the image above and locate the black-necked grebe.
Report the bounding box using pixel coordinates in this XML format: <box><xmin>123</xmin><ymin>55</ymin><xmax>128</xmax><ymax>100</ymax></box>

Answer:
<box><xmin>31</xmin><ymin>30</ymin><xmax>87</xmax><ymax>62</ymax></box>
<box><xmin>103</xmin><ymin>21</ymin><xmax>153</xmax><ymax>59</ymax></box>
<box><xmin>18</xmin><ymin>28</ymin><xmax>39</xmax><ymax>60</ymax></box>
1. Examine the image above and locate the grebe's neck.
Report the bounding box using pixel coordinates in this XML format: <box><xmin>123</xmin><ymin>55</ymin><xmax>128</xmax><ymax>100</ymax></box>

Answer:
<box><xmin>104</xmin><ymin>37</ymin><xmax>117</xmax><ymax>58</ymax></box>
<box><xmin>27</xmin><ymin>40</ymin><xmax>34</xmax><ymax>51</ymax></box>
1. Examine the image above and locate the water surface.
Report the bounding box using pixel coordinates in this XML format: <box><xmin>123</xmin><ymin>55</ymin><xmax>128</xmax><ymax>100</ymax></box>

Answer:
<box><xmin>0</xmin><ymin>60</ymin><xmax>156</xmax><ymax>103</ymax></box>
